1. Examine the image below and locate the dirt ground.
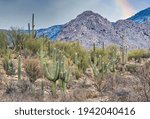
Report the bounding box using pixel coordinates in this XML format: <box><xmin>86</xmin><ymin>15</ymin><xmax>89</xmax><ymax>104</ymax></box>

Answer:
<box><xmin>0</xmin><ymin>59</ymin><xmax>150</xmax><ymax>102</ymax></box>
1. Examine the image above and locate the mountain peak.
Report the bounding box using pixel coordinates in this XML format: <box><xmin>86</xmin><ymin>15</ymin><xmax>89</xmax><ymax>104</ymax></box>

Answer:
<box><xmin>79</xmin><ymin>10</ymin><xmax>95</xmax><ymax>15</ymax></box>
<box><xmin>76</xmin><ymin>10</ymin><xmax>103</xmax><ymax>19</ymax></box>
<box><xmin>128</xmin><ymin>7</ymin><xmax>150</xmax><ymax>23</ymax></box>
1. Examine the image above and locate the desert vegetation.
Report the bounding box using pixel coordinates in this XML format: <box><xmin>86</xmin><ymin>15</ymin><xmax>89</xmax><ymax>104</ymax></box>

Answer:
<box><xmin>0</xmin><ymin>14</ymin><xmax>150</xmax><ymax>102</ymax></box>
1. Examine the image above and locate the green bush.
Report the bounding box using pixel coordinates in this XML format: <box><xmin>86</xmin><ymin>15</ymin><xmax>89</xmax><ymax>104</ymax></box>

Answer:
<box><xmin>8</xmin><ymin>28</ymin><xmax>27</xmax><ymax>51</ymax></box>
<box><xmin>2</xmin><ymin>54</ymin><xmax>16</xmax><ymax>75</ymax></box>
<box><xmin>53</xmin><ymin>41</ymin><xmax>89</xmax><ymax>72</ymax></box>
<box><xmin>0</xmin><ymin>32</ymin><xmax>7</xmax><ymax>56</ymax></box>
<box><xmin>126</xmin><ymin>64</ymin><xmax>137</xmax><ymax>73</ymax></box>
<box><xmin>128</xmin><ymin>49</ymin><xmax>144</xmax><ymax>60</ymax></box>
<box><xmin>128</xmin><ymin>49</ymin><xmax>150</xmax><ymax>61</ymax></box>
<box><xmin>25</xmin><ymin>39</ymin><xmax>42</xmax><ymax>55</ymax></box>
<box><xmin>142</xmin><ymin>50</ymin><xmax>150</xmax><ymax>59</ymax></box>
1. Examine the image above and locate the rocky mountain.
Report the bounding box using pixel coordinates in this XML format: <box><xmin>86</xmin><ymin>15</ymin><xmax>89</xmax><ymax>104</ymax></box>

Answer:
<box><xmin>57</xmin><ymin>11</ymin><xmax>121</xmax><ymax>48</ymax></box>
<box><xmin>128</xmin><ymin>7</ymin><xmax>150</xmax><ymax>23</ymax></box>
<box><xmin>36</xmin><ymin>25</ymin><xmax>62</xmax><ymax>40</ymax></box>
<box><xmin>114</xmin><ymin>20</ymin><xmax>150</xmax><ymax>49</ymax></box>
<box><xmin>36</xmin><ymin>8</ymin><xmax>150</xmax><ymax>49</ymax></box>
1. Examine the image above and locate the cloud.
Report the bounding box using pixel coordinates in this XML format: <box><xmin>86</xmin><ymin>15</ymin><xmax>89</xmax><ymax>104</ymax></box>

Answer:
<box><xmin>0</xmin><ymin>0</ymin><xmax>149</xmax><ymax>29</ymax></box>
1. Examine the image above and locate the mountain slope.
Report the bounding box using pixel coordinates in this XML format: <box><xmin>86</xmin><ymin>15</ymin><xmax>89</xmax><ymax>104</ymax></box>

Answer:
<box><xmin>128</xmin><ymin>7</ymin><xmax>150</xmax><ymax>23</ymax></box>
<box><xmin>36</xmin><ymin>25</ymin><xmax>62</xmax><ymax>40</ymax></box>
<box><xmin>57</xmin><ymin>11</ymin><xmax>121</xmax><ymax>48</ymax></box>
<box><xmin>114</xmin><ymin>20</ymin><xmax>150</xmax><ymax>49</ymax></box>
<box><xmin>36</xmin><ymin>8</ymin><xmax>150</xmax><ymax>49</ymax></box>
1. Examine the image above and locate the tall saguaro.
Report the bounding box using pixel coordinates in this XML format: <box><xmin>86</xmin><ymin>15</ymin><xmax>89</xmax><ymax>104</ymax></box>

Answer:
<box><xmin>32</xmin><ymin>13</ymin><xmax>35</xmax><ymax>39</ymax></box>
<box><xmin>28</xmin><ymin>23</ymin><xmax>31</xmax><ymax>35</ymax></box>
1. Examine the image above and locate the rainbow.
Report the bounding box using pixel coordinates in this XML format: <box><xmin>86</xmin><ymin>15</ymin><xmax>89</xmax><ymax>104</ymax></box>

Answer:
<box><xmin>114</xmin><ymin>0</ymin><xmax>135</xmax><ymax>18</ymax></box>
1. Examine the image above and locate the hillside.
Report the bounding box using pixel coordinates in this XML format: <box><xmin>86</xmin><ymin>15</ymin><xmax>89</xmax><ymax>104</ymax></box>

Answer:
<box><xmin>36</xmin><ymin>8</ymin><xmax>150</xmax><ymax>49</ymax></box>
<box><xmin>128</xmin><ymin>7</ymin><xmax>150</xmax><ymax>23</ymax></box>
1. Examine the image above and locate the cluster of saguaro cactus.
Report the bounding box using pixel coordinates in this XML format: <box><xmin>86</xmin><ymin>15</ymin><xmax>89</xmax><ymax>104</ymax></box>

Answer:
<box><xmin>43</xmin><ymin>48</ymin><xmax>70</xmax><ymax>95</ymax></box>
<box><xmin>90</xmin><ymin>54</ymin><xmax>108</xmax><ymax>78</ymax></box>
<box><xmin>90</xmin><ymin>42</ymin><xmax>121</xmax><ymax>91</ymax></box>
<box><xmin>90</xmin><ymin>53</ymin><xmax>109</xmax><ymax>91</ymax></box>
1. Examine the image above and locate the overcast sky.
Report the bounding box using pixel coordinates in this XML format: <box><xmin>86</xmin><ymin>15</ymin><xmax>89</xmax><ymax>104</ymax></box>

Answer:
<box><xmin>0</xmin><ymin>0</ymin><xmax>149</xmax><ymax>29</ymax></box>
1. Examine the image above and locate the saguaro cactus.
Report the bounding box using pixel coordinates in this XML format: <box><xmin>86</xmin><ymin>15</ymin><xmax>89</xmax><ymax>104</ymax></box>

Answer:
<box><xmin>28</xmin><ymin>23</ymin><xmax>31</xmax><ymax>35</ymax></box>
<box><xmin>121</xmin><ymin>36</ymin><xmax>125</xmax><ymax>65</ymax></box>
<box><xmin>102</xmin><ymin>42</ymin><xmax>105</xmax><ymax>51</ymax></box>
<box><xmin>111</xmin><ymin>49</ymin><xmax>117</xmax><ymax>72</ymax></box>
<box><xmin>18</xmin><ymin>55</ymin><xmax>21</xmax><ymax>80</ymax></box>
<box><xmin>32</xmin><ymin>13</ymin><xmax>35</xmax><ymax>39</ymax></box>
<box><xmin>44</xmin><ymin>48</ymin><xmax>59</xmax><ymax>95</ymax></box>
<box><xmin>125</xmin><ymin>46</ymin><xmax>128</xmax><ymax>63</ymax></box>
<box><xmin>43</xmin><ymin>49</ymin><xmax>71</xmax><ymax>95</ymax></box>
<box><xmin>48</xmin><ymin>41</ymin><xmax>51</xmax><ymax>57</ymax></box>
<box><xmin>93</xmin><ymin>43</ymin><xmax>96</xmax><ymax>52</ymax></box>
<box><xmin>59</xmin><ymin>56</ymin><xmax>71</xmax><ymax>93</ymax></box>
<box><xmin>90</xmin><ymin>51</ymin><xmax>111</xmax><ymax>91</ymax></box>
<box><xmin>44</xmin><ymin>60</ymin><xmax>60</xmax><ymax>95</ymax></box>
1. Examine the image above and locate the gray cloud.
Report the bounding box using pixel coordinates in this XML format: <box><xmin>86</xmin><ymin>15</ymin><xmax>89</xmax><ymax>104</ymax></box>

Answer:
<box><xmin>0</xmin><ymin>0</ymin><xmax>149</xmax><ymax>29</ymax></box>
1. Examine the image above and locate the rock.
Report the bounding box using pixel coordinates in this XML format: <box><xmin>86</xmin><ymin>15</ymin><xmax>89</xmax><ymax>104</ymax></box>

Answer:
<box><xmin>85</xmin><ymin>68</ymin><xmax>94</xmax><ymax>78</ymax></box>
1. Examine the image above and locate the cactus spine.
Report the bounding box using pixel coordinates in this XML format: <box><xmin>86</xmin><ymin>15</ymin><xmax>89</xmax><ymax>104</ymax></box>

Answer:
<box><xmin>18</xmin><ymin>55</ymin><xmax>21</xmax><ymax>80</ymax></box>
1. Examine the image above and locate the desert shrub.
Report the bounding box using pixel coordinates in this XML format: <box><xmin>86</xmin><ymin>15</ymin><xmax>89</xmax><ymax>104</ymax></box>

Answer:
<box><xmin>90</xmin><ymin>45</ymin><xmax>119</xmax><ymax>65</ymax></box>
<box><xmin>74</xmin><ymin>68</ymin><xmax>83</xmax><ymax>79</ymax></box>
<box><xmin>126</xmin><ymin>64</ymin><xmax>137</xmax><ymax>73</ymax></box>
<box><xmin>128</xmin><ymin>49</ymin><xmax>149</xmax><ymax>61</ymax></box>
<box><xmin>24</xmin><ymin>38</ymin><xmax>48</xmax><ymax>55</ymax></box>
<box><xmin>106</xmin><ymin>45</ymin><xmax>121</xmax><ymax>62</ymax></box>
<box><xmin>142</xmin><ymin>50</ymin><xmax>150</xmax><ymax>59</ymax></box>
<box><xmin>54</xmin><ymin>41</ymin><xmax>89</xmax><ymax>72</ymax></box>
<box><xmin>2</xmin><ymin>53</ymin><xmax>16</xmax><ymax>75</ymax></box>
<box><xmin>24</xmin><ymin>58</ymin><xmax>42</xmax><ymax>83</ymax></box>
<box><xmin>0</xmin><ymin>32</ymin><xmax>7</xmax><ymax>56</ymax></box>
<box><xmin>8</xmin><ymin>28</ymin><xmax>27</xmax><ymax>51</ymax></box>
<box><xmin>90</xmin><ymin>48</ymin><xmax>106</xmax><ymax>62</ymax></box>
